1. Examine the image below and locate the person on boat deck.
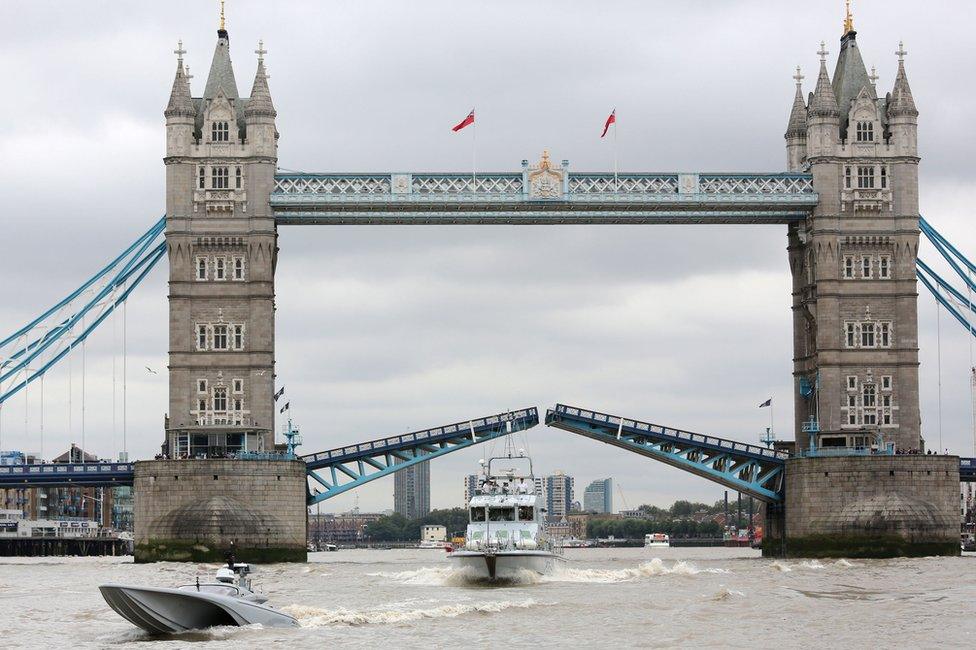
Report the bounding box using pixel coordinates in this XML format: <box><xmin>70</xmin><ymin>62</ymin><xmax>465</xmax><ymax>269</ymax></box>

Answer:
<box><xmin>517</xmin><ymin>479</ymin><xmax>528</xmax><ymax>494</ymax></box>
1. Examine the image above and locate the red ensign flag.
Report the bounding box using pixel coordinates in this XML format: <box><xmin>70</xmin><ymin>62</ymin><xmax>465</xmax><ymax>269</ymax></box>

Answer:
<box><xmin>452</xmin><ymin>109</ymin><xmax>475</xmax><ymax>132</ymax></box>
<box><xmin>601</xmin><ymin>110</ymin><xmax>616</xmax><ymax>138</ymax></box>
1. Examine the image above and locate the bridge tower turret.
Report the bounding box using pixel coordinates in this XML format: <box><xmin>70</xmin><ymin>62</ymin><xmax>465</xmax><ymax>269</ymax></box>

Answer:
<box><xmin>788</xmin><ymin>22</ymin><xmax>922</xmax><ymax>453</ymax></box>
<box><xmin>784</xmin><ymin>66</ymin><xmax>808</xmax><ymax>172</ymax></box>
<box><xmin>163</xmin><ymin>23</ymin><xmax>278</xmax><ymax>458</ymax></box>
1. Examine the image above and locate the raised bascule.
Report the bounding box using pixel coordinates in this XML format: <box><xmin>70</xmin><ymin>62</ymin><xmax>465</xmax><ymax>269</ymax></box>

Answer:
<box><xmin>1</xmin><ymin>7</ymin><xmax>973</xmax><ymax>560</ymax></box>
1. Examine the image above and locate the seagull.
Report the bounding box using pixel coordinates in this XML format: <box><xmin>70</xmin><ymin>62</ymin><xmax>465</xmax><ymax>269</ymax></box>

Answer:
<box><xmin>145</xmin><ymin>366</ymin><xmax>158</xmax><ymax>375</ymax></box>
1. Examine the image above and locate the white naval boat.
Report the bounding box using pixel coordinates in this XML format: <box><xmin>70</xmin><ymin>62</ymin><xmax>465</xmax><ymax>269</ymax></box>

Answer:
<box><xmin>99</xmin><ymin>559</ymin><xmax>298</xmax><ymax>634</ymax></box>
<box><xmin>450</xmin><ymin>453</ymin><xmax>565</xmax><ymax>580</ymax></box>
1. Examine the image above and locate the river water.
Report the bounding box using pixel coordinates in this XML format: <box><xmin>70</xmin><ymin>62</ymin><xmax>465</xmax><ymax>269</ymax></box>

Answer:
<box><xmin>1</xmin><ymin>547</ymin><xmax>973</xmax><ymax>648</ymax></box>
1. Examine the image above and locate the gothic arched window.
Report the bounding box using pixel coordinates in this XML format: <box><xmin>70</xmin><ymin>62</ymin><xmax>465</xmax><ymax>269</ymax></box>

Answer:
<box><xmin>855</xmin><ymin>121</ymin><xmax>874</xmax><ymax>142</ymax></box>
<box><xmin>212</xmin><ymin>120</ymin><xmax>229</xmax><ymax>142</ymax></box>
<box><xmin>211</xmin><ymin>166</ymin><xmax>229</xmax><ymax>189</ymax></box>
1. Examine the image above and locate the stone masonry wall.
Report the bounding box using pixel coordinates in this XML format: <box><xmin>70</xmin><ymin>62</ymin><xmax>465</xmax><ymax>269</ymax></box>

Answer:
<box><xmin>773</xmin><ymin>455</ymin><xmax>959</xmax><ymax>558</ymax></box>
<box><xmin>134</xmin><ymin>459</ymin><xmax>307</xmax><ymax>563</ymax></box>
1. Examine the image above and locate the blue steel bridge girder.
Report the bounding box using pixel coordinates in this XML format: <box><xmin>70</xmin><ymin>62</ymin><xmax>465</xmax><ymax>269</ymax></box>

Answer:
<box><xmin>545</xmin><ymin>404</ymin><xmax>787</xmax><ymax>503</ymax></box>
<box><xmin>301</xmin><ymin>408</ymin><xmax>539</xmax><ymax>505</ymax></box>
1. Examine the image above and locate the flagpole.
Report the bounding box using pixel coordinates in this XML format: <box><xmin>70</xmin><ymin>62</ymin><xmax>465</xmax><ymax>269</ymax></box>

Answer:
<box><xmin>770</xmin><ymin>399</ymin><xmax>774</xmax><ymax>438</ymax></box>
<box><xmin>613</xmin><ymin>110</ymin><xmax>619</xmax><ymax>193</ymax></box>
<box><xmin>471</xmin><ymin>110</ymin><xmax>477</xmax><ymax>193</ymax></box>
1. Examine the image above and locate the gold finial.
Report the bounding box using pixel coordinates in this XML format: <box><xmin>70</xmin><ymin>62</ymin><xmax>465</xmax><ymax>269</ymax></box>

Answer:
<box><xmin>540</xmin><ymin>150</ymin><xmax>552</xmax><ymax>169</ymax></box>
<box><xmin>843</xmin><ymin>0</ymin><xmax>854</xmax><ymax>34</ymax></box>
<box><xmin>220</xmin><ymin>0</ymin><xmax>226</xmax><ymax>31</ymax></box>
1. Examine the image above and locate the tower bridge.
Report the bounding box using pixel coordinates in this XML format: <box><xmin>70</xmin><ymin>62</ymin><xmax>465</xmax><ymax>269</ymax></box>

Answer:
<box><xmin>2</xmin><ymin>10</ymin><xmax>974</xmax><ymax>560</ymax></box>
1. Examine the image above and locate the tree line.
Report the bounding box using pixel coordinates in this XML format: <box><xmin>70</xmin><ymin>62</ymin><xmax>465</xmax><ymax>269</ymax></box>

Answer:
<box><xmin>361</xmin><ymin>499</ymin><xmax>746</xmax><ymax>541</ymax></box>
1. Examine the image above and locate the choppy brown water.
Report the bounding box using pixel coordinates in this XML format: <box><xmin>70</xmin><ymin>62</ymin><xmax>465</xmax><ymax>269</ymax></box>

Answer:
<box><xmin>1</xmin><ymin>547</ymin><xmax>973</xmax><ymax>648</ymax></box>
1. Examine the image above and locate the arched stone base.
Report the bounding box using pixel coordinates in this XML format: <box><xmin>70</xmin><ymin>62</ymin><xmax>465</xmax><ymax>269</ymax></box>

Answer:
<box><xmin>763</xmin><ymin>455</ymin><xmax>960</xmax><ymax>558</ymax></box>
<box><xmin>133</xmin><ymin>459</ymin><xmax>307</xmax><ymax>563</ymax></box>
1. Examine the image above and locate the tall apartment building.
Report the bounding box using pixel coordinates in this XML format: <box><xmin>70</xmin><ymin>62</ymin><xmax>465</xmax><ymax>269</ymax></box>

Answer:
<box><xmin>464</xmin><ymin>474</ymin><xmax>479</xmax><ymax>507</ymax></box>
<box><xmin>545</xmin><ymin>472</ymin><xmax>574</xmax><ymax>519</ymax></box>
<box><xmin>394</xmin><ymin>459</ymin><xmax>430</xmax><ymax>520</ymax></box>
<box><xmin>583</xmin><ymin>478</ymin><xmax>613</xmax><ymax>514</ymax></box>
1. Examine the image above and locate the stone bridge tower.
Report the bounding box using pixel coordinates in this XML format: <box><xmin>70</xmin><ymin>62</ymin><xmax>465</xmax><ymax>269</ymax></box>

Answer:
<box><xmin>786</xmin><ymin>23</ymin><xmax>920</xmax><ymax>453</ymax></box>
<box><xmin>163</xmin><ymin>25</ymin><xmax>278</xmax><ymax>457</ymax></box>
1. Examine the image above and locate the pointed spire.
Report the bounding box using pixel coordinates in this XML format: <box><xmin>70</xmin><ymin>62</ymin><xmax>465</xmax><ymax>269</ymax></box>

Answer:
<box><xmin>832</xmin><ymin>22</ymin><xmax>875</xmax><ymax>130</ymax></box>
<box><xmin>786</xmin><ymin>66</ymin><xmax>807</xmax><ymax>138</ymax></box>
<box><xmin>809</xmin><ymin>43</ymin><xmax>839</xmax><ymax>117</ymax></box>
<box><xmin>245</xmin><ymin>41</ymin><xmax>276</xmax><ymax>119</ymax></box>
<box><xmin>843</xmin><ymin>0</ymin><xmax>854</xmax><ymax>35</ymax></box>
<box><xmin>888</xmin><ymin>41</ymin><xmax>918</xmax><ymax>117</ymax></box>
<box><xmin>204</xmin><ymin>19</ymin><xmax>239</xmax><ymax>100</ymax></box>
<box><xmin>165</xmin><ymin>40</ymin><xmax>195</xmax><ymax>118</ymax></box>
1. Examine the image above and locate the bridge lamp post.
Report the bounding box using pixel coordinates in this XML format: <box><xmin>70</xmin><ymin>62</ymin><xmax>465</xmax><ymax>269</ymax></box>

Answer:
<box><xmin>80</xmin><ymin>491</ymin><xmax>106</xmax><ymax>527</ymax></box>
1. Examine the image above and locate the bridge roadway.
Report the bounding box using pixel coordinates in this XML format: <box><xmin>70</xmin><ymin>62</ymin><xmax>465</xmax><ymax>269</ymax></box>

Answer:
<box><xmin>270</xmin><ymin>171</ymin><xmax>818</xmax><ymax>225</ymax></box>
<box><xmin>545</xmin><ymin>403</ymin><xmax>789</xmax><ymax>502</ymax></box>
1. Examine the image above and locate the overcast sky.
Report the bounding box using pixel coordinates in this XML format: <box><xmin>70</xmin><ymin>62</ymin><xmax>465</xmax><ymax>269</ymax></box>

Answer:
<box><xmin>1</xmin><ymin>1</ymin><xmax>975</xmax><ymax>513</ymax></box>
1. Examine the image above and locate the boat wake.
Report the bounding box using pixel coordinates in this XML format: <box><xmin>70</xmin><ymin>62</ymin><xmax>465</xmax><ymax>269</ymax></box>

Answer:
<box><xmin>283</xmin><ymin>599</ymin><xmax>539</xmax><ymax>627</ymax></box>
<box><xmin>771</xmin><ymin>559</ymin><xmax>852</xmax><ymax>572</ymax></box>
<box><xmin>544</xmin><ymin>558</ymin><xmax>729</xmax><ymax>583</ymax></box>
<box><xmin>367</xmin><ymin>566</ymin><xmax>500</xmax><ymax>586</ymax></box>
<box><xmin>709</xmin><ymin>587</ymin><xmax>746</xmax><ymax>601</ymax></box>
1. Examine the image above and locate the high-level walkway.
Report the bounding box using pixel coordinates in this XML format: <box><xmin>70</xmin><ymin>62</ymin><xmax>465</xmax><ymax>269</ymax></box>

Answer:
<box><xmin>271</xmin><ymin>171</ymin><xmax>818</xmax><ymax>225</ymax></box>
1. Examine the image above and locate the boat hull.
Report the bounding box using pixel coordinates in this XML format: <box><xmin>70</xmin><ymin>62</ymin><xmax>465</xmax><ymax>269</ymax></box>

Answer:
<box><xmin>98</xmin><ymin>584</ymin><xmax>298</xmax><ymax>634</ymax></box>
<box><xmin>449</xmin><ymin>550</ymin><xmax>564</xmax><ymax>580</ymax></box>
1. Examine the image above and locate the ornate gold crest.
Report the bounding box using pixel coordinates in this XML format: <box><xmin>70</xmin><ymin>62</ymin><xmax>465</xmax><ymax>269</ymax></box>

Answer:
<box><xmin>527</xmin><ymin>150</ymin><xmax>564</xmax><ymax>199</ymax></box>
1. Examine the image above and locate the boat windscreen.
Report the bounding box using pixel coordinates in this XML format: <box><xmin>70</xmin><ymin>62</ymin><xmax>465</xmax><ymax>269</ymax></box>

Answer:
<box><xmin>518</xmin><ymin>506</ymin><xmax>534</xmax><ymax>521</ymax></box>
<box><xmin>488</xmin><ymin>507</ymin><xmax>516</xmax><ymax>522</ymax></box>
<box><xmin>178</xmin><ymin>584</ymin><xmax>240</xmax><ymax>597</ymax></box>
<box><xmin>470</xmin><ymin>507</ymin><xmax>486</xmax><ymax>522</ymax></box>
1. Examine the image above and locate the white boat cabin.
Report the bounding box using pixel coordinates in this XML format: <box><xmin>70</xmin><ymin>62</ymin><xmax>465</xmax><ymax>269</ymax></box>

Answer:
<box><xmin>465</xmin><ymin>489</ymin><xmax>544</xmax><ymax>550</ymax></box>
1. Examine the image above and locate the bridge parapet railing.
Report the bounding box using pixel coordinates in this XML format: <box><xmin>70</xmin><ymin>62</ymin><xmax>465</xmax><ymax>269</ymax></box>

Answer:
<box><xmin>272</xmin><ymin>173</ymin><xmax>815</xmax><ymax>203</ymax></box>
<box><xmin>796</xmin><ymin>446</ymin><xmax>895</xmax><ymax>458</ymax></box>
<box><xmin>550</xmin><ymin>404</ymin><xmax>789</xmax><ymax>461</ymax></box>
<box><xmin>302</xmin><ymin>407</ymin><xmax>539</xmax><ymax>467</ymax></box>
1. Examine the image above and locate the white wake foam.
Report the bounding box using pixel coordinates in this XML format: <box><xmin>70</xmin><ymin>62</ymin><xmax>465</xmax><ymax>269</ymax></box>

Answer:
<box><xmin>771</xmin><ymin>559</ymin><xmax>829</xmax><ymax>572</ymax></box>
<box><xmin>283</xmin><ymin>599</ymin><xmax>539</xmax><ymax>627</ymax></box>
<box><xmin>367</xmin><ymin>565</ymin><xmax>494</xmax><ymax>586</ymax></box>
<box><xmin>545</xmin><ymin>558</ymin><xmax>728</xmax><ymax>583</ymax></box>
<box><xmin>709</xmin><ymin>587</ymin><xmax>746</xmax><ymax>601</ymax></box>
